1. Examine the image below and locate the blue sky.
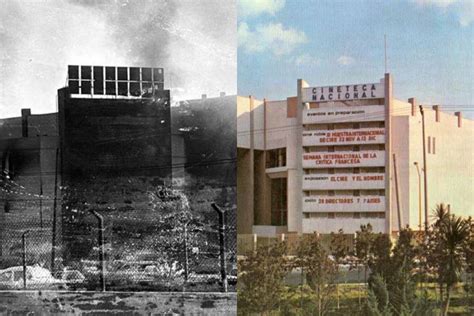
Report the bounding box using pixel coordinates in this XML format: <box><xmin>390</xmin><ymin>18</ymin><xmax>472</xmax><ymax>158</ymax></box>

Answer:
<box><xmin>238</xmin><ymin>0</ymin><xmax>473</xmax><ymax>116</ymax></box>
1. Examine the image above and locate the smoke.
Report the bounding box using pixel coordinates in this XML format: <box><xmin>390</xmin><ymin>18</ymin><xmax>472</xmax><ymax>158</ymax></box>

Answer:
<box><xmin>0</xmin><ymin>0</ymin><xmax>236</xmax><ymax>117</ymax></box>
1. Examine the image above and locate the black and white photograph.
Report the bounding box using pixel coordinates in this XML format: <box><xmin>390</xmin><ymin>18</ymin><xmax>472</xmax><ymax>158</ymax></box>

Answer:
<box><xmin>0</xmin><ymin>0</ymin><xmax>236</xmax><ymax>314</ymax></box>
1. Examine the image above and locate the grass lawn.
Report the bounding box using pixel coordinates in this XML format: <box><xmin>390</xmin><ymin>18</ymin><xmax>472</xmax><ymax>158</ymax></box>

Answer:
<box><xmin>247</xmin><ymin>283</ymin><xmax>472</xmax><ymax>315</ymax></box>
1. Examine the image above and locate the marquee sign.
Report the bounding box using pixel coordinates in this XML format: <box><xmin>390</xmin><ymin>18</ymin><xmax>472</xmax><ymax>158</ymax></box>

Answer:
<box><xmin>302</xmin><ymin>128</ymin><xmax>385</xmax><ymax>146</ymax></box>
<box><xmin>302</xmin><ymin>83</ymin><xmax>384</xmax><ymax>103</ymax></box>
<box><xmin>303</xmin><ymin>195</ymin><xmax>385</xmax><ymax>212</ymax></box>
<box><xmin>303</xmin><ymin>173</ymin><xmax>385</xmax><ymax>190</ymax></box>
<box><xmin>302</xmin><ymin>151</ymin><xmax>385</xmax><ymax>168</ymax></box>
<box><xmin>302</xmin><ymin>105</ymin><xmax>385</xmax><ymax>124</ymax></box>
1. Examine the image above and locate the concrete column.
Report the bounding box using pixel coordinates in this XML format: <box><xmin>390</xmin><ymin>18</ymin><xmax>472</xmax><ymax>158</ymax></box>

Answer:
<box><xmin>455</xmin><ymin>112</ymin><xmax>462</xmax><ymax>127</ymax></box>
<box><xmin>21</xmin><ymin>109</ymin><xmax>31</xmax><ymax>138</ymax></box>
<box><xmin>287</xmin><ymin>79</ymin><xmax>308</xmax><ymax>234</ymax></box>
<box><xmin>433</xmin><ymin>105</ymin><xmax>440</xmax><ymax>122</ymax></box>
<box><xmin>408</xmin><ymin>98</ymin><xmax>417</xmax><ymax>117</ymax></box>
<box><xmin>236</xmin><ymin>96</ymin><xmax>255</xmax><ymax>234</ymax></box>
<box><xmin>384</xmin><ymin>74</ymin><xmax>393</xmax><ymax>235</ymax></box>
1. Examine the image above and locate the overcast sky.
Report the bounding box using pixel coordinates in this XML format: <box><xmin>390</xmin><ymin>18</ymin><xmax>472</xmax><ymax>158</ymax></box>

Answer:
<box><xmin>0</xmin><ymin>0</ymin><xmax>236</xmax><ymax>118</ymax></box>
<box><xmin>238</xmin><ymin>0</ymin><xmax>473</xmax><ymax>117</ymax></box>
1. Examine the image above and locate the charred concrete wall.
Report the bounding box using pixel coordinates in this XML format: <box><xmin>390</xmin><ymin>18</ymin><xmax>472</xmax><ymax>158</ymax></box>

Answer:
<box><xmin>0</xmin><ymin>111</ymin><xmax>59</xmax><ymax>262</ymax></box>
<box><xmin>58</xmin><ymin>88</ymin><xmax>171</xmax><ymax>178</ymax></box>
<box><xmin>0</xmin><ymin>136</ymin><xmax>60</xmax><ymax>265</ymax></box>
<box><xmin>57</xmin><ymin>87</ymin><xmax>172</xmax><ymax>266</ymax></box>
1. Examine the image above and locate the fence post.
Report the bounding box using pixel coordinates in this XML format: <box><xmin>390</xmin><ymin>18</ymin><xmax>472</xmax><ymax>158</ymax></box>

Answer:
<box><xmin>211</xmin><ymin>203</ymin><xmax>227</xmax><ymax>293</ymax></box>
<box><xmin>253</xmin><ymin>233</ymin><xmax>257</xmax><ymax>253</ymax></box>
<box><xmin>89</xmin><ymin>209</ymin><xmax>106</xmax><ymax>292</ymax></box>
<box><xmin>22</xmin><ymin>230</ymin><xmax>29</xmax><ymax>290</ymax></box>
<box><xmin>50</xmin><ymin>148</ymin><xmax>59</xmax><ymax>274</ymax></box>
<box><xmin>183</xmin><ymin>221</ymin><xmax>189</xmax><ymax>283</ymax></box>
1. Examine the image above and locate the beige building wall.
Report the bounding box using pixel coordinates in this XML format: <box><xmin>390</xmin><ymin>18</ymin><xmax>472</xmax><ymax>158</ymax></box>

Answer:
<box><xmin>408</xmin><ymin>108</ymin><xmax>473</xmax><ymax>224</ymax></box>
<box><xmin>237</xmin><ymin>79</ymin><xmax>474</xmax><ymax>236</ymax></box>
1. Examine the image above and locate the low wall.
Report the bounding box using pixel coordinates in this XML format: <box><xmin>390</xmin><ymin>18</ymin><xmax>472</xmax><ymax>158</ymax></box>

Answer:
<box><xmin>0</xmin><ymin>291</ymin><xmax>236</xmax><ymax>315</ymax></box>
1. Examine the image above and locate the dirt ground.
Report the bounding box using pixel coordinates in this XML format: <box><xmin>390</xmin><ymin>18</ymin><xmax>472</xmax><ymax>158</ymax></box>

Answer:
<box><xmin>0</xmin><ymin>291</ymin><xmax>236</xmax><ymax>315</ymax></box>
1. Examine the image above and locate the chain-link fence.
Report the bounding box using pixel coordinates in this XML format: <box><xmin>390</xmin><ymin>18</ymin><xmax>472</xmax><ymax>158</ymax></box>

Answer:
<box><xmin>0</xmin><ymin>192</ymin><xmax>236</xmax><ymax>292</ymax></box>
<box><xmin>238</xmin><ymin>233</ymin><xmax>356</xmax><ymax>256</ymax></box>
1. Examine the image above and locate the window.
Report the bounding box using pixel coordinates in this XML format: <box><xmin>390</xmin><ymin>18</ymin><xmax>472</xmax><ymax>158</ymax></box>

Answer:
<box><xmin>106</xmin><ymin>67</ymin><xmax>115</xmax><ymax>80</ymax></box>
<box><xmin>433</xmin><ymin>137</ymin><xmax>436</xmax><ymax>154</ymax></box>
<box><xmin>328</xmin><ymin>213</ymin><xmax>335</xmax><ymax>219</ymax></box>
<box><xmin>142</xmin><ymin>68</ymin><xmax>152</xmax><ymax>81</ymax></box>
<box><xmin>366</xmin><ymin>212</ymin><xmax>380</xmax><ymax>218</ymax></box>
<box><xmin>80</xmin><ymin>66</ymin><xmax>91</xmax><ymax>80</ymax></box>
<box><xmin>266</xmin><ymin>148</ymin><xmax>286</xmax><ymax>168</ymax></box>
<box><xmin>68</xmin><ymin>65</ymin><xmax>79</xmax><ymax>79</ymax></box>
<box><xmin>336</xmin><ymin>212</ymin><xmax>353</xmax><ymax>218</ymax></box>
<box><xmin>130</xmin><ymin>67</ymin><xmax>140</xmax><ymax>81</ymax></box>
<box><xmin>328</xmin><ymin>190</ymin><xmax>335</xmax><ymax>196</ymax></box>
<box><xmin>81</xmin><ymin>80</ymin><xmax>91</xmax><ymax>94</ymax></box>
<box><xmin>353</xmin><ymin>212</ymin><xmax>361</xmax><ymax>219</ymax></box>
<box><xmin>428</xmin><ymin>136</ymin><xmax>431</xmax><ymax>154</ymax></box>
<box><xmin>271</xmin><ymin>178</ymin><xmax>287</xmax><ymax>226</ymax></box>
<box><xmin>117</xmin><ymin>67</ymin><xmax>128</xmax><ymax>81</ymax></box>
<box><xmin>69</xmin><ymin>80</ymin><xmax>79</xmax><ymax>94</ymax></box>
<box><xmin>353</xmin><ymin>190</ymin><xmax>360</xmax><ymax>196</ymax></box>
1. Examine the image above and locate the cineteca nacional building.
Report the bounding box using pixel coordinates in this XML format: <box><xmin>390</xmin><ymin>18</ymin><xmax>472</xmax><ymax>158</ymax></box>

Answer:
<box><xmin>237</xmin><ymin>74</ymin><xmax>473</xmax><ymax>236</ymax></box>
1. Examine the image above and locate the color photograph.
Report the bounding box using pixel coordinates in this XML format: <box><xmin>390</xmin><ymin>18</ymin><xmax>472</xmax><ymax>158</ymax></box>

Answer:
<box><xmin>237</xmin><ymin>0</ymin><xmax>473</xmax><ymax>315</ymax></box>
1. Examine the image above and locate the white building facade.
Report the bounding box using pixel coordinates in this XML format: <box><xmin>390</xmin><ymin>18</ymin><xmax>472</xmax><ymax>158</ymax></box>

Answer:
<box><xmin>237</xmin><ymin>74</ymin><xmax>474</xmax><ymax>236</ymax></box>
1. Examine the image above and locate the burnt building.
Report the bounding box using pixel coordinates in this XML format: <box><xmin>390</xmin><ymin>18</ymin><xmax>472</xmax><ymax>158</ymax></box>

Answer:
<box><xmin>0</xmin><ymin>66</ymin><xmax>236</xmax><ymax>286</ymax></box>
<box><xmin>59</xmin><ymin>65</ymin><xmax>170</xmax><ymax>178</ymax></box>
<box><xmin>0</xmin><ymin>110</ymin><xmax>59</xmax><ymax>260</ymax></box>
<box><xmin>58</xmin><ymin>65</ymin><xmax>172</xmax><ymax>263</ymax></box>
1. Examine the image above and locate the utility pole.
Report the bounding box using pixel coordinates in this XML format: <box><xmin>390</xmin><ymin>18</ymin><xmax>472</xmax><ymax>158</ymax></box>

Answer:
<box><xmin>414</xmin><ymin>162</ymin><xmax>422</xmax><ymax>231</ymax></box>
<box><xmin>419</xmin><ymin>106</ymin><xmax>429</xmax><ymax>232</ymax></box>
<box><xmin>393</xmin><ymin>154</ymin><xmax>402</xmax><ymax>232</ymax></box>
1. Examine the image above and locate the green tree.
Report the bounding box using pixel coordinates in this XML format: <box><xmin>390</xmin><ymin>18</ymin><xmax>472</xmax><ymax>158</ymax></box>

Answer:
<box><xmin>365</xmin><ymin>274</ymin><xmax>393</xmax><ymax>316</ymax></box>
<box><xmin>368</xmin><ymin>233</ymin><xmax>392</xmax><ymax>281</ymax></box>
<box><xmin>238</xmin><ymin>241</ymin><xmax>290</xmax><ymax>315</ymax></box>
<box><xmin>425</xmin><ymin>204</ymin><xmax>470</xmax><ymax>315</ymax></box>
<box><xmin>365</xmin><ymin>273</ymin><xmax>435</xmax><ymax>316</ymax></box>
<box><xmin>330</xmin><ymin>229</ymin><xmax>349</xmax><ymax>310</ymax></box>
<box><xmin>388</xmin><ymin>228</ymin><xmax>418</xmax><ymax>314</ymax></box>
<box><xmin>354</xmin><ymin>223</ymin><xmax>375</xmax><ymax>307</ymax></box>
<box><xmin>463</xmin><ymin>217</ymin><xmax>474</xmax><ymax>310</ymax></box>
<box><xmin>296</xmin><ymin>233</ymin><xmax>337</xmax><ymax>316</ymax></box>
